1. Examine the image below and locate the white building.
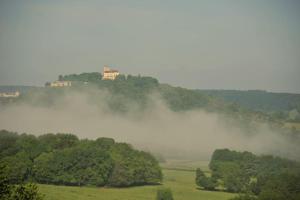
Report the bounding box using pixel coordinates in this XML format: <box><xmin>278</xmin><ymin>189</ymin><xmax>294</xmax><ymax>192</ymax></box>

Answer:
<box><xmin>0</xmin><ymin>91</ymin><xmax>20</xmax><ymax>98</ymax></box>
<box><xmin>102</xmin><ymin>66</ymin><xmax>119</xmax><ymax>80</ymax></box>
<box><xmin>50</xmin><ymin>81</ymin><xmax>72</xmax><ymax>87</ymax></box>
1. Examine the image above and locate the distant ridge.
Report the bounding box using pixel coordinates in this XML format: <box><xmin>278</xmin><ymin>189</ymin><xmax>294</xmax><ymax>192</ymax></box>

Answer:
<box><xmin>0</xmin><ymin>85</ymin><xmax>40</xmax><ymax>93</ymax></box>
<box><xmin>198</xmin><ymin>89</ymin><xmax>300</xmax><ymax>112</ymax></box>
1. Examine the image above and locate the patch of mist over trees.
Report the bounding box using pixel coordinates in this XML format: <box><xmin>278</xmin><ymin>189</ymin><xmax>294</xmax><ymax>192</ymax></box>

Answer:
<box><xmin>196</xmin><ymin>149</ymin><xmax>300</xmax><ymax>200</ymax></box>
<box><xmin>0</xmin><ymin>72</ymin><xmax>299</xmax><ymax>161</ymax></box>
<box><xmin>0</xmin><ymin>130</ymin><xmax>162</xmax><ymax>187</ymax></box>
<box><xmin>1</xmin><ymin>72</ymin><xmax>300</xmax><ymax>125</ymax></box>
<box><xmin>4</xmin><ymin>72</ymin><xmax>299</xmax><ymax>128</ymax></box>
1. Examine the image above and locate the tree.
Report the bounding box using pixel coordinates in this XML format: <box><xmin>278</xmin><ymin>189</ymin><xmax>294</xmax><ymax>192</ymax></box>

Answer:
<box><xmin>44</xmin><ymin>82</ymin><xmax>51</xmax><ymax>87</ymax></box>
<box><xmin>38</xmin><ymin>133</ymin><xmax>78</xmax><ymax>151</ymax></box>
<box><xmin>195</xmin><ymin>168</ymin><xmax>216</xmax><ymax>190</ymax></box>
<box><xmin>0</xmin><ymin>130</ymin><xmax>18</xmax><ymax>157</ymax></box>
<box><xmin>156</xmin><ymin>188</ymin><xmax>174</xmax><ymax>200</ymax></box>
<box><xmin>0</xmin><ymin>164</ymin><xmax>11</xmax><ymax>200</ymax></box>
<box><xmin>108</xmin><ymin>143</ymin><xmax>162</xmax><ymax>187</ymax></box>
<box><xmin>258</xmin><ymin>172</ymin><xmax>300</xmax><ymax>200</ymax></box>
<box><xmin>10</xmin><ymin>184</ymin><xmax>44</xmax><ymax>200</ymax></box>
<box><xmin>223</xmin><ymin>169</ymin><xmax>247</xmax><ymax>193</ymax></box>
<box><xmin>207</xmin><ymin>148</ymin><xmax>300</xmax><ymax>195</ymax></box>
<box><xmin>34</xmin><ymin>145</ymin><xmax>113</xmax><ymax>186</ymax></box>
<box><xmin>0</xmin><ymin>164</ymin><xmax>43</xmax><ymax>200</ymax></box>
<box><xmin>1</xmin><ymin>131</ymin><xmax>162</xmax><ymax>188</ymax></box>
<box><xmin>58</xmin><ymin>75</ymin><xmax>63</xmax><ymax>81</ymax></box>
<box><xmin>2</xmin><ymin>152</ymin><xmax>32</xmax><ymax>183</ymax></box>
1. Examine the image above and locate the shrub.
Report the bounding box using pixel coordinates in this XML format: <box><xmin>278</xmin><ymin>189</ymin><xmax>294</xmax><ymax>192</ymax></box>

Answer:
<box><xmin>156</xmin><ymin>188</ymin><xmax>174</xmax><ymax>200</ymax></box>
<box><xmin>10</xmin><ymin>183</ymin><xmax>44</xmax><ymax>200</ymax></box>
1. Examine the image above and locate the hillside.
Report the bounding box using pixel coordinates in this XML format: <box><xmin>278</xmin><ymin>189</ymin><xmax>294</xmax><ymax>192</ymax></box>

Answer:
<box><xmin>198</xmin><ymin>90</ymin><xmax>300</xmax><ymax>121</ymax></box>
<box><xmin>1</xmin><ymin>73</ymin><xmax>299</xmax><ymax>135</ymax></box>
<box><xmin>1</xmin><ymin>74</ymin><xmax>295</xmax><ymax>114</ymax></box>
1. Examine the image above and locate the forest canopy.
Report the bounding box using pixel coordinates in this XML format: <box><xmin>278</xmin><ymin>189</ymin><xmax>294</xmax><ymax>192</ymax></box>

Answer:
<box><xmin>196</xmin><ymin>149</ymin><xmax>300</xmax><ymax>200</ymax></box>
<box><xmin>0</xmin><ymin>130</ymin><xmax>162</xmax><ymax>187</ymax></box>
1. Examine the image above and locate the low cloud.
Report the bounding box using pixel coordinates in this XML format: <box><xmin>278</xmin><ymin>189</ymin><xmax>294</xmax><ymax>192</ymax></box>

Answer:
<box><xmin>0</xmin><ymin>89</ymin><xmax>299</xmax><ymax>160</ymax></box>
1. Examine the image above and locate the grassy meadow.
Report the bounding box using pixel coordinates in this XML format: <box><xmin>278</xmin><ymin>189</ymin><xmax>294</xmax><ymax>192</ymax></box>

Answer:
<box><xmin>38</xmin><ymin>160</ymin><xmax>235</xmax><ymax>200</ymax></box>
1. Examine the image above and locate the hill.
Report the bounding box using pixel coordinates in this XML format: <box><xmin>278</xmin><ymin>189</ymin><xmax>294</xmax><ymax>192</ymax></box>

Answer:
<box><xmin>0</xmin><ymin>85</ymin><xmax>40</xmax><ymax>93</ymax></box>
<box><xmin>1</xmin><ymin>72</ymin><xmax>299</xmax><ymax>136</ymax></box>
<box><xmin>198</xmin><ymin>89</ymin><xmax>300</xmax><ymax>122</ymax></box>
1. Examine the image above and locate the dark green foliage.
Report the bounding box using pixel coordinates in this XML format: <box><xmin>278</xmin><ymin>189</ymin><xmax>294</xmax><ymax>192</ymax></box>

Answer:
<box><xmin>38</xmin><ymin>133</ymin><xmax>79</xmax><ymax>151</ymax></box>
<box><xmin>223</xmin><ymin>166</ymin><xmax>249</xmax><ymax>193</ymax></box>
<box><xmin>108</xmin><ymin>143</ymin><xmax>162</xmax><ymax>187</ymax></box>
<box><xmin>10</xmin><ymin>184</ymin><xmax>44</xmax><ymax>200</ymax></box>
<box><xmin>156</xmin><ymin>188</ymin><xmax>174</xmax><ymax>200</ymax></box>
<box><xmin>95</xmin><ymin>137</ymin><xmax>115</xmax><ymax>150</ymax></box>
<box><xmin>16</xmin><ymin>134</ymin><xmax>42</xmax><ymax>161</ymax></box>
<box><xmin>0</xmin><ymin>130</ymin><xmax>162</xmax><ymax>187</ymax></box>
<box><xmin>60</xmin><ymin>72</ymin><xmax>102</xmax><ymax>82</ymax></box>
<box><xmin>2</xmin><ymin>152</ymin><xmax>32</xmax><ymax>183</ymax></box>
<box><xmin>0</xmin><ymin>130</ymin><xmax>19</xmax><ymax>157</ymax></box>
<box><xmin>207</xmin><ymin>148</ymin><xmax>300</xmax><ymax>198</ymax></box>
<box><xmin>0</xmin><ymin>164</ymin><xmax>43</xmax><ymax>200</ymax></box>
<box><xmin>258</xmin><ymin>172</ymin><xmax>300</xmax><ymax>200</ymax></box>
<box><xmin>195</xmin><ymin>168</ymin><xmax>216</xmax><ymax>190</ymax></box>
<box><xmin>0</xmin><ymin>164</ymin><xmax>11</xmax><ymax>200</ymax></box>
<box><xmin>34</xmin><ymin>144</ymin><xmax>113</xmax><ymax>186</ymax></box>
<box><xmin>0</xmin><ymin>132</ymin><xmax>79</xmax><ymax>184</ymax></box>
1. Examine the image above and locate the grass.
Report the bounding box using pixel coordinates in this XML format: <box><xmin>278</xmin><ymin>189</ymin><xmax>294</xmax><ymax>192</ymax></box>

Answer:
<box><xmin>38</xmin><ymin>160</ymin><xmax>235</xmax><ymax>200</ymax></box>
<box><xmin>161</xmin><ymin>159</ymin><xmax>210</xmax><ymax>172</ymax></box>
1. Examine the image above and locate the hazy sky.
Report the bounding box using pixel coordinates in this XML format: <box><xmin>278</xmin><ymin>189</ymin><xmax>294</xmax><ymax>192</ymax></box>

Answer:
<box><xmin>0</xmin><ymin>0</ymin><xmax>299</xmax><ymax>93</ymax></box>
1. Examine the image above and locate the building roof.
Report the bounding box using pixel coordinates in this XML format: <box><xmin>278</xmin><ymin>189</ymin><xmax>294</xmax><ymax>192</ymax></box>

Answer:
<box><xmin>104</xmin><ymin>70</ymin><xmax>119</xmax><ymax>73</ymax></box>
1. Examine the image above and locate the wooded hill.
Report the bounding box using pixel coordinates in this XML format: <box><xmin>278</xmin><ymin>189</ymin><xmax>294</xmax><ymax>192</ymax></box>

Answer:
<box><xmin>1</xmin><ymin>73</ymin><xmax>299</xmax><ymax>135</ymax></box>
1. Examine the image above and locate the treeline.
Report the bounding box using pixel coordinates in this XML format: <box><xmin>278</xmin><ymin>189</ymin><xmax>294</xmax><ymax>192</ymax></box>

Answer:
<box><xmin>0</xmin><ymin>130</ymin><xmax>162</xmax><ymax>187</ymax></box>
<box><xmin>199</xmin><ymin>90</ymin><xmax>300</xmax><ymax>122</ymax></box>
<box><xmin>196</xmin><ymin>149</ymin><xmax>300</xmax><ymax>200</ymax></box>
<box><xmin>59</xmin><ymin>72</ymin><xmax>102</xmax><ymax>82</ymax></box>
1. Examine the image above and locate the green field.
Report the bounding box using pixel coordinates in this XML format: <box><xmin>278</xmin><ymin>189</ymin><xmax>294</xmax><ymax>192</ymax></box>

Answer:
<box><xmin>38</xmin><ymin>160</ymin><xmax>235</xmax><ymax>200</ymax></box>
<box><xmin>161</xmin><ymin>159</ymin><xmax>210</xmax><ymax>172</ymax></box>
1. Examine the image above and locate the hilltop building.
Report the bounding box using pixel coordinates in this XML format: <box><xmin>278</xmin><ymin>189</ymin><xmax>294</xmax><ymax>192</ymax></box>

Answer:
<box><xmin>0</xmin><ymin>91</ymin><xmax>20</xmax><ymax>98</ymax></box>
<box><xmin>102</xmin><ymin>66</ymin><xmax>119</xmax><ymax>80</ymax></box>
<box><xmin>50</xmin><ymin>80</ymin><xmax>72</xmax><ymax>87</ymax></box>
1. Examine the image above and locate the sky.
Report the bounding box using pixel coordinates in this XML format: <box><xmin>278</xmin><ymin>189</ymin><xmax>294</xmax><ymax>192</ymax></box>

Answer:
<box><xmin>0</xmin><ymin>0</ymin><xmax>299</xmax><ymax>93</ymax></box>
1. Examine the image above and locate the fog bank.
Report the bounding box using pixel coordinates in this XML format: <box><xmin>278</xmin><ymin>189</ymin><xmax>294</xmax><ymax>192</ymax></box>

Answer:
<box><xmin>0</xmin><ymin>90</ymin><xmax>299</xmax><ymax>160</ymax></box>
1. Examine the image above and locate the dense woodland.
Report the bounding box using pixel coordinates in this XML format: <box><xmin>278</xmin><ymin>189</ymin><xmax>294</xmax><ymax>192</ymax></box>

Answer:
<box><xmin>196</xmin><ymin>149</ymin><xmax>300</xmax><ymax>200</ymax></box>
<box><xmin>0</xmin><ymin>130</ymin><xmax>162</xmax><ymax>187</ymax></box>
